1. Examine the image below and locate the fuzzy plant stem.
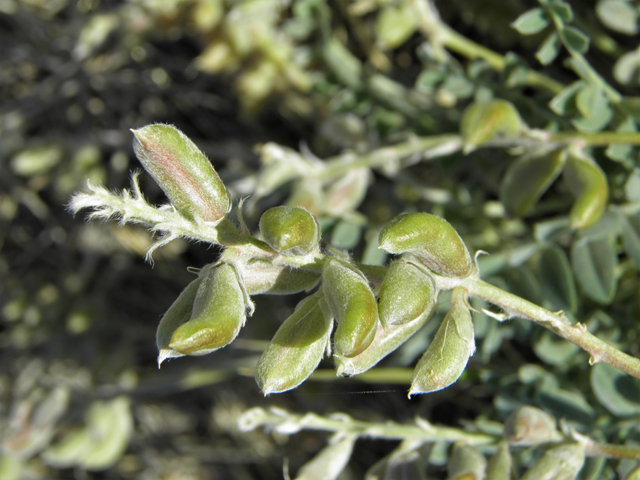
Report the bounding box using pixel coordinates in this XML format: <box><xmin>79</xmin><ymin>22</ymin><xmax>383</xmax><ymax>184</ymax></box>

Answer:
<box><xmin>238</xmin><ymin>407</ymin><xmax>497</xmax><ymax>445</ymax></box>
<box><xmin>465</xmin><ymin>278</ymin><xmax>640</xmax><ymax>380</ymax></box>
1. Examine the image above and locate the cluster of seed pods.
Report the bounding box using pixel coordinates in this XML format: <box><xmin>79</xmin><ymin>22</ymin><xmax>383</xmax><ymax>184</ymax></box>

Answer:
<box><xmin>134</xmin><ymin>124</ymin><xmax>479</xmax><ymax>396</ymax></box>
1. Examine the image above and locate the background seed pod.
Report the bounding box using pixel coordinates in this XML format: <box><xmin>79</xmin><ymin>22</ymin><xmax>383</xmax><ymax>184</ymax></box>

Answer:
<box><xmin>503</xmin><ymin>406</ymin><xmax>561</xmax><ymax>446</ymax></box>
<box><xmin>446</xmin><ymin>442</ymin><xmax>487</xmax><ymax>480</ymax></box>
<box><xmin>409</xmin><ymin>287</ymin><xmax>475</xmax><ymax>396</ymax></box>
<box><xmin>519</xmin><ymin>442</ymin><xmax>585</xmax><ymax>480</ymax></box>
<box><xmin>563</xmin><ymin>149</ymin><xmax>609</xmax><ymax>229</ymax></box>
<box><xmin>460</xmin><ymin>99</ymin><xmax>523</xmax><ymax>153</ymax></box>
<box><xmin>378</xmin><ymin>260</ymin><xmax>435</xmax><ymax>326</ymax></box>
<box><xmin>322</xmin><ymin>259</ymin><xmax>379</xmax><ymax>357</ymax></box>
<box><xmin>255</xmin><ymin>293</ymin><xmax>333</xmax><ymax>395</ymax></box>
<box><xmin>259</xmin><ymin>206</ymin><xmax>321</xmax><ymax>256</ymax></box>
<box><xmin>168</xmin><ymin>263</ymin><xmax>246</xmax><ymax>356</ymax></box>
<box><xmin>379</xmin><ymin>213</ymin><xmax>473</xmax><ymax>278</ymax></box>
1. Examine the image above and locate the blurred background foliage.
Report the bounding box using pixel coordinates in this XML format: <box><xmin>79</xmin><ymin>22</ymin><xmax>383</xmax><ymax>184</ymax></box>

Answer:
<box><xmin>2</xmin><ymin>0</ymin><xmax>640</xmax><ymax>478</ymax></box>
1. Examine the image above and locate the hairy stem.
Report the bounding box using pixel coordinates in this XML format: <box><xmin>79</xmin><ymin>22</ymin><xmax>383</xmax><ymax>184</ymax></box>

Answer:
<box><xmin>238</xmin><ymin>407</ymin><xmax>497</xmax><ymax>444</ymax></box>
<box><xmin>466</xmin><ymin>278</ymin><xmax>640</xmax><ymax>380</ymax></box>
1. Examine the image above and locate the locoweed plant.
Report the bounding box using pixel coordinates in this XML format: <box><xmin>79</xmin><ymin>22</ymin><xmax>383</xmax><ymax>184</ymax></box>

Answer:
<box><xmin>71</xmin><ymin>123</ymin><xmax>640</xmax><ymax>394</ymax></box>
<box><xmin>51</xmin><ymin>0</ymin><xmax>640</xmax><ymax>477</ymax></box>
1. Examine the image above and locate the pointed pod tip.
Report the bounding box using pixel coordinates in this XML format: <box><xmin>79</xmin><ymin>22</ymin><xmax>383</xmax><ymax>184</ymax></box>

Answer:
<box><xmin>157</xmin><ymin>348</ymin><xmax>183</xmax><ymax>368</ymax></box>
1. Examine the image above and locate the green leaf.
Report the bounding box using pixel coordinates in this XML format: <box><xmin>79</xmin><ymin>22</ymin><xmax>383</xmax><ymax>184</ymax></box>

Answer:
<box><xmin>375</xmin><ymin>4</ymin><xmax>419</xmax><ymax>50</ymax></box>
<box><xmin>571</xmin><ymin>235</ymin><xmax>617</xmax><ymax>304</ymax></box>
<box><xmin>534</xmin><ymin>330</ymin><xmax>580</xmax><ymax>366</ymax></box>
<box><xmin>625</xmin><ymin>169</ymin><xmax>640</xmax><ymax>201</ymax></box>
<box><xmin>502</xmin><ymin>266</ymin><xmax>543</xmax><ymax>306</ymax></box>
<box><xmin>511</xmin><ymin>8</ymin><xmax>549</xmax><ymax>35</ymax></box>
<box><xmin>331</xmin><ymin>219</ymin><xmax>361</xmax><ymax>249</ymax></box>
<box><xmin>621</xmin><ymin>212</ymin><xmax>640</xmax><ymax>267</ymax></box>
<box><xmin>576</xmin><ymin>84</ymin><xmax>608</xmax><ymax>121</ymax></box>
<box><xmin>614</xmin><ymin>50</ymin><xmax>640</xmax><ymax>85</ymax></box>
<box><xmin>591</xmin><ymin>363</ymin><xmax>640</xmax><ymax>417</ymax></box>
<box><xmin>536</xmin><ymin>32</ymin><xmax>560</xmax><ymax>65</ymax></box>
<box><xmin>606</xmin><ymin>117</ymin><xmax>636</xmax><ymax>163</ymax></box>
<box><xmin>538</xmin><ymin>245</ymin><xmax>578</xmax><ymax>313</ymax></box>
<box><xmin>572</xmin><ymin>106</ymin><xmax>613</xmax><ymax>132</ymax></box>
<box><xmin>549</xmin><ymin>0</ymin><xmax>573</xmax><ymax>22</ymax></box>
<box><xmin>500</xmin><ymin>149</ymin><xmax>566</xmax><ymax>218</ymax></box>
<box><xmin>596</xmin><ymin>0</ymin><xmax>639</xmax><ymax>35</ymax></box>
<box><xmin>536</xmin><ymin>386</ymin><xmax>596</xmax><ymax>424</ymax></box>
<box><xmin>549</xmin><ymin>81</ymin><xmax>583</xmax><ymax>115</ymax></box>
<box><xmin>560</xmin><ymin>26</ymin><xmax>590</xmax><ymax>54</ymax></box>
<box><xmin>80</xmin><ymin>397</ymin><xmax>133</xmax><ymax>471</ymax></box>
<box><xmin>361</xmin><ymin>228</ymin><xmax>388</xmax><ymax>266</ymax></box>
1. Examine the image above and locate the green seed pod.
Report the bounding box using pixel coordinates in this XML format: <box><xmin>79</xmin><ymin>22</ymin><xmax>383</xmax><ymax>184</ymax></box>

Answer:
<box><xmin>131</xmin><ymin>124</ymin><xmax>231</xmax><ymax>223</ymax></box>
<box><xmin>503</xmin><ymin>406</ymin><xmax>560</xmax><ymax>446</ymax></box>
<box><xmin>259</xmin><ymin>206</ymin><xmax>321</xmax><ymax>256</ymax></box>
<box><xmin>323</xmin><ymin>259</ymin><xmax>379</xmax><ymax>358</ymax></box>
<box><xmin>256</xmin><ymin>294</ymin><xmax>333</xmax><ymax>395</ymax></box>
<box><xmin>563</xmin><ymin>149</ymin><xmax>608</xmax><ymax>229</ymax></box>
<box><xmin>409</xmin><ymin>287</ymin><xmax>475</xmax><ymax>396</ymax></box>
<box><xmin>519</xmin><ymin>442</ymin><xmax>585</xmax><ymax>480</ymax></box>
<box><xmin>626</xmin><ymin>464</ymin><xmax>640</xmax><ymax>480</ymax></box>
<box><xmin>242</xmin><ymin>260</ymin><xmax>320</xmax><ymax>295</ymax></box>
<box><xmin>486</xmin><ymin>442</ymin><xmax>512</xmax><ymax>480</ymax></box>
<box><xmin>169</xmin><ymin>263</ymin><xmax>245</xmax><ymax>356</ymax></box>
<box><xmin>500</xmin><ymin>149</ymin><xmax>566</xmax><ymax>218</ymax></box>
<box><xmin>379</xmin><ymin>213</ymin><xmax>473</xmax><ymax>278</ymax></box>
<box><xmin>378</xmin><ymin>260</ymin><xmax>435</xmax><ymax>326</ymax></box>
<box><xmin>324</xmin><ymin>168</ymin><xmax>370</xmax><ymax>217</ymax></box>
<box><xmin>447</xmin><ymin>442</ymin><xmax>487</xmax><ymax>480</ymax></box>
<box><xmin>335</xmin><ymin>301</ymin><xmax>433</xmax><ymax>376</ymax></box>
<box><xmin>461</xmin><ymin>100</ymin><xmax>523</xmax><ymax>153</ymax></box>
<box><xmin>156</xmin><ymin>275</ymin><xmax>204</xmax><ymax>365</ymax></box>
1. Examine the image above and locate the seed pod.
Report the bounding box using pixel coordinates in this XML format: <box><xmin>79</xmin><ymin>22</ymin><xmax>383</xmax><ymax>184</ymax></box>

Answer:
<box><xmin>626</xmin><ymin>464</ymin><xmax>640</xmax><ymax>480</ymax></box>
<box><xmin>379</xmin><ymin>213</ymin><xmax>473</xmax><ymax>278</ymax></box>
<box><xmin>131</xmin><ymin>124</ymin><xmax>231</xmax><ymax>223</ymax></box>
<box><xmin>378</xmin><ymin>260</ymin><xmax>435</xmax><ymax>326</ymax></box>
<box><xmin>259</xmin><ymin>206</ymin><xmax>321</xmax><ymax>256</ymax></box>
<box><xmin>156</xmin><ymin>275</ymin><xmax>204</xmax><ymax>365</ymax></box>
<box><xmin>446</xmin><ymin>442</ymin><xmax>487</xmax><ymax>480</ymax></box>
<box><xmin>256</xmin><ymin>294</ymin><xmax>333</xmax><ymax>395</ymax></box>
<box><xmin>169</xmin><ymin>263</ymin><xmax>245</xmax><ymax>356</ymax></box>
<box><xmin>500</xmin><ymin>149</ymin><xmax>566</xmax><ymax>218</ymax></box>
<box><xmin>486</xmin><ymin>442</ymin><xmax>512</xmax><ymax>480</ymax></box>
<box><xmin>323</xmin><ymin>259</ymin><xmax>379</xmax><ymax>358</ymax></box>
<box><xmin>324</xmin><ymin>168</ymin><xmax>370</xmax><ymax>217</ymax></box>
<box><xmin>409</xmin><ymin>287</ymin><xmax>475</xmax><ymax>396</ymax></box>
<box><xmin>242</xmin><ymin>260</ymin><xmax>320</xmax><ymax>295</ymax></box>
<box><xmin>519</xmin><ymin>442</ymin><xmax>585</xmax><ymax>480</ymax></box>
<box><xmin>461</xmin><ymin>100</ymin><xmax>523</xmax><ymax>153</ymax></box>
<box><xmin>334</xmin><ymin>302</ymin><xmax>433</xmax><ymax>376</ymax></box>
<box><xmin>503</xmin><ymin>406</ymin><xmax>560</xmax><ymax>446</ymax></box>
<box><xmin>563</xmin><ymin>149</ymin><xmax>608</xmax><ymax>229</ymax></box>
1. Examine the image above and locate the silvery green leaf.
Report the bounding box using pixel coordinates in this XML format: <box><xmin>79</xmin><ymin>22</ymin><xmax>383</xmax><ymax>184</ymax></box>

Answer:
<box><xmin>512</xmin><ymin>8</ymin><xmax>549</xmax><ymax>35</ymax></box>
